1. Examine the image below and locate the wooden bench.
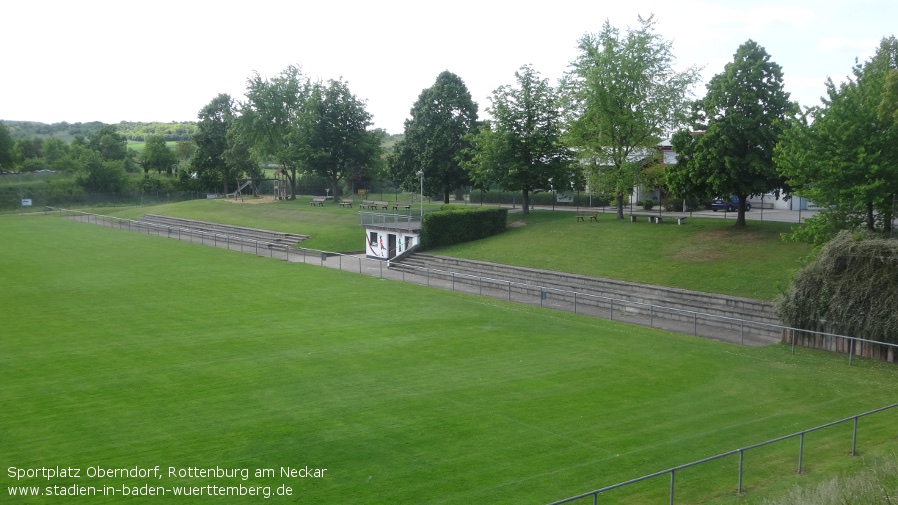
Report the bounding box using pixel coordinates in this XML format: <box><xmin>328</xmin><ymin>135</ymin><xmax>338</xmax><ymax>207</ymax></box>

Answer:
<box><xmin>576</xmin><ymin>211</ymin><xmax>597</xmax><ymax>222</ymax></box>
<box><xmin>374</xmin><ymin>201</ymin><xmax>389</xmax><ymax>210</ymax></box>
<box><xmin>339</xmin><ymin>199</ymin><xmax>354</xmax><ymax>208</ymax></box>
<box><xmin>310</xmin><ymin>196</ymin><xmax>326</xmax><ymax>206</ymax></box>
<box><xmin>392</xmin><ymin>201</ymin><xmax>412</xmax><ymax>210</ymax></box>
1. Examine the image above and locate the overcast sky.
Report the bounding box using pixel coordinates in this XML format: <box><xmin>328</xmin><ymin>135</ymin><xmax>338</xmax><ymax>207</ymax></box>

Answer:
<box><xmin>2</xmin><ymin>0</ymin><xmax>895</xmax><ymax>134</ymax></box>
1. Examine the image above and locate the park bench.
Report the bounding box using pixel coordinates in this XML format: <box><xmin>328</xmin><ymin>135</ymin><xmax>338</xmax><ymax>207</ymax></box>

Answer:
<box><xmin>310</xmin><ymin>196</ymin><xmax>327</xmax><ymax>206</ymax></box>
<box><xmin>392</xmin><ymin>201</ymin><xmax>412</xmax><ymax>210</ymax></box>
<box><xmin>576</xmin><ymin>211</ymin><xmax>598</xmax><ymax>222</ymax></box>
<box><xmin>374</xmin><ymin>201</ymin><xmax>389</xmax><ymax>210</ymax></box>
<box><xmin>628</xmin><ymin>213</ymin><xmax>688</xmax><ymax>225</ymax></box>
<box><xmin>339</xmin><ymin>199</ymin><xmax>354</xmax><ymax>208</ymax></box>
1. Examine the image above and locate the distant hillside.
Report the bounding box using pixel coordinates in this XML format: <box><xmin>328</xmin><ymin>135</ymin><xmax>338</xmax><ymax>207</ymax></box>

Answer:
<box><xmin>1</xmin><ymin>120</ymin><xmax>197</xmax><ymax>142</ymax></box>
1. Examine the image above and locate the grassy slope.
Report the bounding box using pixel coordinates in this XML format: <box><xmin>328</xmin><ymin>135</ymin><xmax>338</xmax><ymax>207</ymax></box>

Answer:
<box><xmin>432</xmin><ymin>210</ymin><xmax>811</xmax><ymax>300</ymax></box>
<box><xmin>92</xmin><ymin>201</ymin><xmax>811</xmax><ymax>300</ymax></box>
<box><xmin>1</xmin><ymin>216</ymin><xmax>895</xmax><ymax>504</ymax></box>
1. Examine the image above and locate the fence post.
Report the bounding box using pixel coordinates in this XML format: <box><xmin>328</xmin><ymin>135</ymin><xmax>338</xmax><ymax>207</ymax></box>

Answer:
<box><xmin>791</xmin><ymin>328</ymin><xmax>796</xmax><ymax>354</ymax></box>
<box><xmin>851</xmin><ymin>417</ymin><xmax>859</xmax><ymax>456</ymax></box>
<box><xmin>797</xmin><ymin>433</ymin><xmax>805</xmax><ymax>474</ymax></box>
<box><xmin>737</xmin><ymin>449</ymin><xmax>744</xmax><ymax>494</ymax></box>
<box><xmin>669</xmin><ymin>470</ymin><xmax>675</xmax><ymax>505</ymax></box>
<box><xmin>574</xmin><ymin>293</ymin><xmax>578</xmax><ymax>314</ymax></box>
<box><xmin>849</xmin><ymin>338</ymin><xmax>855</xmax><ymax>366</ymax></box>
<box><xmin>610</xmin><ymin>299</ymin><xmax>614</xmax><ymax>321</ymax></box>
<box><xmin>741</xmin><ymin>320</ymin><xmax>744</xmax><ymax>345</ymax></box>
<box><xmin>650</xmin><ymin>305</ymin><xmax>654</xmax><ymax>328</ymax></box>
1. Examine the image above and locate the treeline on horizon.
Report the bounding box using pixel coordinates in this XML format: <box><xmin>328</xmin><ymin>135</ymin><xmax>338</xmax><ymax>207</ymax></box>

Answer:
<box><xmin>1</xmin><ymin>120</ymin><xmax>198</xmax><ymax>142</ymax></box>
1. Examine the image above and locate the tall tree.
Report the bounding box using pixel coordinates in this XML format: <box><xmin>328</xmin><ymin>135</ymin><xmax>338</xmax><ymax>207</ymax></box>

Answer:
<box><xmin>0</xmin><ymin>122</ymin><xmax>14</xmax><ymax>169</ymax></box>
<box><xmin>240</xmin><ymin>65</ymin><xmax>312</xmax><ymax>200</ymax></box>
<box><xmin>463</xmin><ymin>65</ymin><xmax>573</xmax><ymax>214</ymax></box>
<box><xmin>564</xmin><ymin>15</ymin><xmax>700</xmax><ymax>219</ymax></box>
<box><xmin>224</xmin><ymin>125</ymin><xmax>260</xmax><ymax>196</ymax></box>
<box><xmin>776</xmin><ymin>36</ymin><xmax>898</xmax><ymax>237</ymax></box>
<box><xmin>389</xmin><ymin>71</ymin><xmax>479</xmax><ymax>203</ymax></box>
<box><xmin>140</xmin><ymin>134</ymin><xmax>178</xmax><ymax>175</ymax></box>
<box><xmin>88</xmin><ymin>124</ymin><xmax>128</xmax><ymax>161</ymax></box>
<box><xmin>299</xmin><ymin>78</ymin><xmax>381</xmax><ymax>198</ymax></box>
<box><xmin>175</xmin><ymin>140</ymin><xmax>196</xmax><ymax>164</ymax></box>
<box><xmin>669</xmin><ymin>40</ymin><xmax>795</xmax><ymax>227</ymax></box>
<box><xmin>191</xmin><ymin>94</ymin><xmax>236</xmax><ymax>194</ymax></box>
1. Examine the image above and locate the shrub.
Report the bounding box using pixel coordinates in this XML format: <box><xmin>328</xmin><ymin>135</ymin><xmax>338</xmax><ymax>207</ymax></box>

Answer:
<box><xmin>420</xmin><ymin>206</ymin><xmax>508</xmax><ymax>249</ymax></box>
<box><xmin>776</xmin><ymin>230</ymin><xmax>898</xmax><ymax>343</ymax></box>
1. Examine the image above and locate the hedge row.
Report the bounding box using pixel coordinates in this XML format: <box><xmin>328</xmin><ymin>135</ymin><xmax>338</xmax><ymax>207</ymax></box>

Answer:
<box><xmin>420</xmin><ymin>205</ymin><xmax>508</xmax><ymax>249</ymax></box>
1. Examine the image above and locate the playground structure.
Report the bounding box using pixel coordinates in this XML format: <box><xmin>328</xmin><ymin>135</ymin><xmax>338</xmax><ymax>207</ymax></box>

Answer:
<box><xmin>273</xmin><ymin>169</ymin><xmax>288</xmax><ymax>200</ymax></box>
<box><xmin>226</xmin><ymin>179</ymin><xmax>255</xmax><ymax>201</ymax></box>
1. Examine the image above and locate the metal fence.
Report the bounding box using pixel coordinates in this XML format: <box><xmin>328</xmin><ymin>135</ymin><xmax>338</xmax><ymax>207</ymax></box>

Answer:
<box><xmin>547</xmin><ymin>403</ymin><xmax>898</xmax><ymax>505</ymax></box>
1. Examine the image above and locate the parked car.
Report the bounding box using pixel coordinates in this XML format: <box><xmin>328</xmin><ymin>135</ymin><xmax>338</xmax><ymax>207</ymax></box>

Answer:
<box><xmin>710</xmin><ymin>195</ymin><xmax>751</xmax><ymax>212</ymax></box>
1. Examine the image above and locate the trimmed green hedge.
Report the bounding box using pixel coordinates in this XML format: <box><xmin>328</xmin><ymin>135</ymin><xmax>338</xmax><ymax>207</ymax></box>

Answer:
<box><xmin>420</xmin><ymin>205</ymin><xmax>508</xmax><ymax>249</ymax></box>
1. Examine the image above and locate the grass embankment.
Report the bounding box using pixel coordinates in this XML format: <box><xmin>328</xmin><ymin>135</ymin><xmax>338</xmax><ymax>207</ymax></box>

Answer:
<box><xmin>89</xmin><ymin>199</ymin><xmax>811</xmax><ymax>300</ymax></box>
<box><xmin>1</xmin><ymin>215</ymin><xmax>895</xmax><ymax>504</ymax></box>
<box><xmin>432</xmin><ymin>210</ymin><xmax>812</xmax><ymax>300</ymax></box>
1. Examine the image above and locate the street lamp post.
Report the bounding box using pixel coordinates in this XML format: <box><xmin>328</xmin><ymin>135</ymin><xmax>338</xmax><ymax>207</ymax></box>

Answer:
<box><xmin>416</xmin><ymin>170</ymin><xmax>424</xmax><ymax>220</ymax></box>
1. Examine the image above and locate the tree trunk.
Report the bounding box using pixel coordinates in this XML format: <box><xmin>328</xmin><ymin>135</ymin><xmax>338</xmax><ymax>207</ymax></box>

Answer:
<box><xmin>443</xmin><ymin>190</ymin><xmax>450</xmax><ymax>204</ymax></box>
<box><xmin>287</xmin><ymin>168</ymin><xmax>297</xmax><ymax>200</ymax></box>
<box><xmin>615</xmin><ymin>192</ymin><xmax>625</xmax><ymax>220</ymax></box>
<box><xmin>735</xmin><ymin>194</ymin><xmax>747</xmax><ymax>227</ymax></box>
<box><xmin>522</xmin><ymin>188</ymin><xmax>531</xmax><ymax>215</ymax></box>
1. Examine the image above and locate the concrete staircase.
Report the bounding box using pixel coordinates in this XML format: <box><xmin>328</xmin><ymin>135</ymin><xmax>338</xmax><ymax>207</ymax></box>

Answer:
<box><xmin>138</xmin><ymin>214</ymin><xmax>308</xmax><ymax>247</ymax></box>
<box><xmin>391</xmin><ymin>253</ymin><xmax>782</xmax><ymax>341</ymax></box>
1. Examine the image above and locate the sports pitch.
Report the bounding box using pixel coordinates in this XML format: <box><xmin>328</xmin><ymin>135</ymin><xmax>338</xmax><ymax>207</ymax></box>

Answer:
<box><xmin>2</xmin><ymin>215</ymin><xmax>897</xmax><ymax>504</ymax></box>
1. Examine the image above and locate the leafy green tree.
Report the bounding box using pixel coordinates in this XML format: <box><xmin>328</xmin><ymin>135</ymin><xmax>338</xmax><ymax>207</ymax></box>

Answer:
<box><xmin>14</xmin><ymin>137</ymin><xmax>43</xmax><ymax>160</ymax></box>
<box><xmin>140</xmin><ymin>135</ymin><xmax>179</xmax><ymax>175</ymax></box>
<box><xmin>389</xmin><ymin>71</ymin><xmax>479</xmax><ymax>203</ymax></box>
<box><xmin>0</xmin><ymin>122</ymin><xmax>14</xmax><ymax>169</ymax></box>
<box><xmin>88</xmin><ymin>125</ymin><xmax>128</xmax><ymax>161</ymax></box>
<box><xmin>669</xmin><ymin>40</ymin><xmax>795</xmax><ymax>227</ymax></box>
<box><xmin>41</xmin><ymin>138</ymin><xmax>75</xmax><ymax>172</ymax></box>
<box><xmin>175</xmin><ymin>140</ymin><xmax>196</xmax><ymax>163</ymax></box>
<box><xmin>463</xmin><ymin>65</ymin><xmax>574</xmax><ymax>214</ymax></box>
<box><xmin>239</xmin><ymin>65</ymin><xmax>312</xmax><ymax>199</ymax></box>
<box><xmin>879</xmin><ymin>68</ymin><xmax>898</xmax><ymax>124</ymax></box>
<box><xmin>299</xmin><ymin>78</ymin><xmax>382</xmax><ymax>198</ymax></box>
<box><xmin>564</xmin><ymin>15</ymin><xmax>700</xmax><ymax>219</ymax></box>
<box><xmin>776</xmin><ymin>36</ymin><xmax>898</xmax><ymax>237</ymax></box>
<box><xmin>191</xmin><ymin>94</ymin><xmax>237</xmax><ymax>194</ymax></box>
<box><xmin>76</xmin><ymin>151</ymin><xmax>129</xmax><ymax>194</ymax></box>
<box><xmin>224</xmin><ymin>125</ymin><xmax>260</xmax><ymax>195</ymax></box>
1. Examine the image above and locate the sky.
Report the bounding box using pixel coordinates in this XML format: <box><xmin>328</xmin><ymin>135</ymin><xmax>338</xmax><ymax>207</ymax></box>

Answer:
<box><xmin>3</xmin><ymin>0</ymin><xmax>896</xmax><ymax>135</ymax></box>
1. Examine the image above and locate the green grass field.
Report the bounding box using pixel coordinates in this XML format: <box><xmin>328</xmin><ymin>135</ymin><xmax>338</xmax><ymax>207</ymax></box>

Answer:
<box><xmin>1</xmin><ymin>215</ymin><xmax>896</xmax><ymax>504</ymax></box>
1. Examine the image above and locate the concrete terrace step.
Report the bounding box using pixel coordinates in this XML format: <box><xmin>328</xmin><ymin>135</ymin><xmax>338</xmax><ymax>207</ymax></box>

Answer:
<box><xmin>391</xmin><ymin>253</ymin><xmax>781</xmax><ymax>338</ymax></box>
<box><xmin>138</xmin><ymin>214</ymin><xmax>308</xmax><ymax>246</ymax></box>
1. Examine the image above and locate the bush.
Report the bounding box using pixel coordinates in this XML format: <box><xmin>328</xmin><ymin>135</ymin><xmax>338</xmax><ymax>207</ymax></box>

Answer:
<box><xmin>641</xmin><ymin>199</ymin><xmax>655</xmax><ymax>210</ymax></box>
<box><xmin>419</xmin><ymin>206</ymin><xmax>508</xmax><ymax>249</ymax></box>
<box><xmin>776</xmin><ymin>230</ymin><xmax>898</xmax><ymax>343</ymax></box>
